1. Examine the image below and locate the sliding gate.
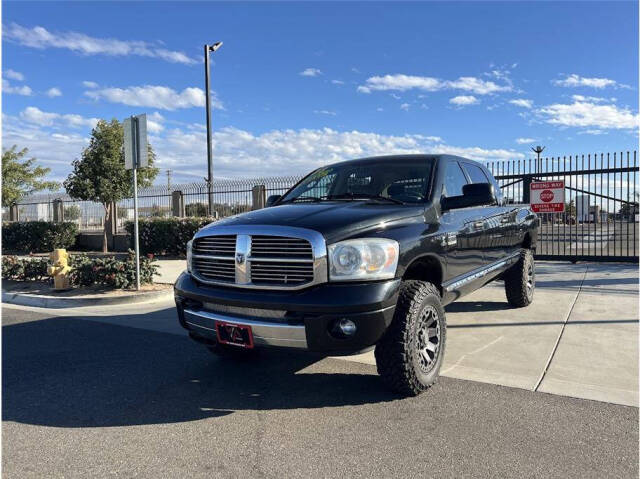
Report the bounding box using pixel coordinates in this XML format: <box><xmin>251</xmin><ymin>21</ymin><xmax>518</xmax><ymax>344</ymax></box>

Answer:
<box><xmin>487</xmin><ymin>151</ymin><xmax>638</xmax><ymax>263</ymax></box>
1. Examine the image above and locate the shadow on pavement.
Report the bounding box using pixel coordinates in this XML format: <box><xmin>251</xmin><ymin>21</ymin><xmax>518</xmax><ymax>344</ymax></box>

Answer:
<box><xmin>446</xmin><ymin>301</ymin><xmax>511</xmax><ymax>313</ymax></box>
<box><xmin>2</xmin><ymin>313</ymin><xmax>398</xmax><ymax>429</ymax></box>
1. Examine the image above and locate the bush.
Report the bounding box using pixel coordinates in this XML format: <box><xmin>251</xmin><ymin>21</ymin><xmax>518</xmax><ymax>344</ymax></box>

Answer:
<box><xmin>124</xmin><ymin>217</ymin><xmax>215</xmax><ymax>256</ymax></box>
<box><xmin>1</xmin><ymin>255</ymin><xmax>48</xmax><ymax>281</ymax></box>
<box><xmin>70</xmin><ymin>250</ymin><xmax>158</xmax><ymax>288</ymax></box>
<box><xmin>2</xmin><ymin>221</ymin><xmax>78</xmax><ymax>254</ymax></box>
<box><xmin>2</xmin><ymin>251</ymin><xmax>158</xmax><ymax>289</ymax></box>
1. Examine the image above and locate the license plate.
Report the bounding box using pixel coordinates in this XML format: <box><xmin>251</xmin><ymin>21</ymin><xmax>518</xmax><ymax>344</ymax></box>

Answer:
<box><xmin>215</xmin><ymin>320</ymin><xmax>254</xmax><ymax>349</ymax></box>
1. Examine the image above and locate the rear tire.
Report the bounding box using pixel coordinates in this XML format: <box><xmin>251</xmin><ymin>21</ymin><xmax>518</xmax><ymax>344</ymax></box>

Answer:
<box><xmin>504</xmin><ymin>249</ymin><xmax>535</xmax><ymax>307</ymax></box>
<box><xmin>374</xmin><ymin>280</ymin><xmax>446</xmax><ymax>396</ymax></box>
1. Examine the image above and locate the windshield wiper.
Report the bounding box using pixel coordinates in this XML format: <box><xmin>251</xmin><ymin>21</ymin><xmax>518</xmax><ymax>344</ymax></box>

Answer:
<box><xmin>327</xmin><ymin>193</ymin><xmax>404</xmax><ymax>205</ymax></box>
<box><xmin>281</xmin><ymin>196</ymin><xmax>325</xmax><ymax>204</ymax></box>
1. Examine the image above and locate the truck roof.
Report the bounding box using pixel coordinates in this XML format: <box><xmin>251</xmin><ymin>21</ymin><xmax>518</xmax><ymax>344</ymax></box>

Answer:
<box><xmin>325</xmin><ymin>154</ymin><xmax>477</xmax><ymax>169</ymax></box>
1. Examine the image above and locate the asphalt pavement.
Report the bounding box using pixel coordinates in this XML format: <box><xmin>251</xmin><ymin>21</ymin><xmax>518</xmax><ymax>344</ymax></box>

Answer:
<box><xmin>3</xmin><ymin>307</ymin><xmax>638</xmax><ymax>478</ymax></box>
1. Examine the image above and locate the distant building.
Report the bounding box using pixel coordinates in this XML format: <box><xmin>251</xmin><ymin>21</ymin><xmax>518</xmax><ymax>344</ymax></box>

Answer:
<box><xmin>576</xmin><ymin>195</ymin><xmax>590</xmax><ymax>222</ymax></box>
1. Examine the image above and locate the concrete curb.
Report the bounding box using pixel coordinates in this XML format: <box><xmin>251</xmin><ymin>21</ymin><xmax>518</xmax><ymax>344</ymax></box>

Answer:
<box><xmin>2</xmin><ymin>287</ymin><xmax>173</xmax><ymax>309</ymax></box>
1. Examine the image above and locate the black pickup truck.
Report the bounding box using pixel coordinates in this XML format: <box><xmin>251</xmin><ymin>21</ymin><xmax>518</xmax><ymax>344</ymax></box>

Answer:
<box><xmin>174</xmin><ymin>154</ymin><xmax>538</xmax><ymax>395</ymax></box>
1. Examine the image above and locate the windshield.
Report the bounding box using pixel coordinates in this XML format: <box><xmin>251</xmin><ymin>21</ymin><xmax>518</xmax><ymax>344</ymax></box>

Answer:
<box><xmin>279</xmin><ymin>158</ymin><xmax>435</xmax><ymax>204</ymax></box>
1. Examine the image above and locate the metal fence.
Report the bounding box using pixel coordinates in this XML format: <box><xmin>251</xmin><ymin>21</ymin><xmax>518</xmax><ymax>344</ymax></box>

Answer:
<box><xmin>7</xmin><ymin>151</ymin><xmax>638</xmax><ymax>262</ymax></box>
<box><xmin>488</xmin><ymin>151</ymin><xmax>638</xmax><ymax>263</ymax></box>
<box><xmin>9</xmin><ymin>176</ymin><xmax>302</xmax><ymax>233</ymax></box>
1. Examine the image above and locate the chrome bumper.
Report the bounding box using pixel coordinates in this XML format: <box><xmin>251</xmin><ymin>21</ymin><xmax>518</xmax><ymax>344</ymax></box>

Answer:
<box><xmin>183</xmin><ymin>308</ymin><xmax>308</xmax><ymax>349</ymax></box>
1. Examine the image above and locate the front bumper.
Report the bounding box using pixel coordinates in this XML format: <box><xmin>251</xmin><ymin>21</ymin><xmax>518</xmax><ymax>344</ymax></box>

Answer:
<box><xmin>174</xmin><ymin>272</ymin><xmax>400</xmax><ymax>353</ymax></box>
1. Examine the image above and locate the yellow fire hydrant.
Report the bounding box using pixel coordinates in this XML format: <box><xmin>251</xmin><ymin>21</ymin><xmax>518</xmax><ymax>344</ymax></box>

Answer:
<box><xmin>47</xmin><ymin>249</ymin><xmax>72</xmax><ymax>290</ymax></box>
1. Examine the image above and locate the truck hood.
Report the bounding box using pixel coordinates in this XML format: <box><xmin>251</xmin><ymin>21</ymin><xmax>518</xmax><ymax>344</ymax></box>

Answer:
<box><xmin>199</xmin><ymin>202</ymin><xmax>426</xmax><ymax>242</ymax></box>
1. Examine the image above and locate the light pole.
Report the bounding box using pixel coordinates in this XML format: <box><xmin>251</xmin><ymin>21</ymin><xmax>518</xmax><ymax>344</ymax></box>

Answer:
<box><xmin>531</xmin><ymin>145</ymin><xmax>545</xmax><ymax>174</ymax></box>
<box><xmin>204</xmin><ymin>41</ymin><xmax>223</xmax><ymax>216</ymax></box>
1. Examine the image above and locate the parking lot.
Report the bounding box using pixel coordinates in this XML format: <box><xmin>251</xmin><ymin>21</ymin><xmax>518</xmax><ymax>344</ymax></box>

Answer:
<box><xmin>2</xmin><ymin>261</ymin><xmax>638</xmax><ymax>478</ymax></box>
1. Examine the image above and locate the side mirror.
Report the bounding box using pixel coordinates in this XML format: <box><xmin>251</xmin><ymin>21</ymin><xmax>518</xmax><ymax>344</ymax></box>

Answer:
<box><xmin>266</xmin><ymin>195</ymin><xmax>282</xmax><ymax>207</ymax></box>
<box><xmin>441</xmin><ymin>183</ymin><xmax>495</xmax><ymax>211</ymax></box>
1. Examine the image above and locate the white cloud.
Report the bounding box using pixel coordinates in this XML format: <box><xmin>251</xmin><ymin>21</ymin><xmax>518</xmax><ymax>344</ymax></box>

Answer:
<box><xmin>358</xmin><ymin>74</ymin><xmax>511</xmax><ymax>95</ymax></box>
<box><xmin>331</xmin><ymin>79</ymin><xmax>345</xmax><ymax>85</ymax></box>
<box><xmin>3</xmin><ymin>23</ymin><xmax>197</xmax><ymax>65</ymax></box>
<box><xmin>2</xmin><ymin>79</ymin><xmax>32</xmax><ymax>96</ymax></box>
<box><xmin>447</xmin><ymin>77</ymin><xmax>510</xmax><ymax>95</ymax></box>
<box><xmin>553</xmin><ymin>74</ymin><xmax>624</xmax><ymax>89</ymax></box>
<box><xmin>313</xmin><ymin>110</ymin><xmax>337</xmax><ymax>116</ymax></box>
<box><xmin>2</xmin><ymin>114</ymin><xmax>89</xmax><ymax>182</ymax></box>
<box><xmin>538</xmin><ymin>99</ymin><xmax>639</xmax><ymax>130</ymax></box>
<box><xmin>400</xmin><ymin>103</ymin><xmax>410</xmax><ymax>111</ymax></box>
<box><xmin>83</xmin><ymin>80</ymin><xmax>99</xmax><ymax>88</ymax></box>
<box><xmin>515</xmin><ymin>138</ymin><xmax>536</xmax><ymax>144</ymax></box>
<box><xmin>4</xmin><ymin>69</ymin><xmax>24</xmax><ymax>81</ymax></box>
<box><xmin>149</xmin><ymin>126</ymin><xmax>524</xmax><ymax>180</ymax></box>
<box><xmin>2</xmin><ymin>112</ymin><xmax>525</xmax><ymax>184</ymax></box>
<box><xmin>19</xmin><ymin>106</ymin><xmax>98</xmax><ymax>129</ymax></box>
<box><xmin>450</xmin><ymin>95</ymin><xmax>479</xmax><ymax>106</ymax></box>
<box><xmin>299</xmin><ymin>68</ymin><xmax>322</xmax><ymax>77</ymax></box>
<box><xmin>84</xmin><ymin>84</ymin><xmax>223</xmax><ymax>110</ymax></box>
<box><xmin>46</xmin><ymin>87</ymin><xmax>62</xmax><ymax>98</ymax></box>
<box><xmin>571</xmin><ymin>94</ymin><xmax>615</xmax><ymax>104</ymax></box>
<box><xmin>509</xmin><ymin>98</ymin><xmax>533</xmax><ymax>108</ymax></box>
<box><xmin>146</xmin><ymin>112</ymin><xmax>165</xmax><ymax>133</ymax></box>
<box><xmin>358</xmin><ymin>74</ymin><xmax>441</xmax><ymax>93</ymax></box>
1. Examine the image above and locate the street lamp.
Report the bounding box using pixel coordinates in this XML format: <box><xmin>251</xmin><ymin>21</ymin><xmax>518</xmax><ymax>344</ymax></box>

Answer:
<box><xmin>204</xmin><ymin>41</ymin><xmax>223</xmax><ymax>216</ymax></box>
<box><xmin>531</xmin><ymin>145</ymin><xmax>545</xmax><ymax>174</ymax></box>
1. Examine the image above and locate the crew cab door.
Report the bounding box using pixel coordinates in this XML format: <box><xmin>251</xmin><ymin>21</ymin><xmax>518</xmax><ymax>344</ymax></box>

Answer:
<box><xmin>460</xmin><ymin>162</ymin><xmax>509</xmax><ymax>264</ymax></box>
<box><xmin>439</xmin><ymin>161</ymin><xmax>487</xmax><ymax>279</ymax></box>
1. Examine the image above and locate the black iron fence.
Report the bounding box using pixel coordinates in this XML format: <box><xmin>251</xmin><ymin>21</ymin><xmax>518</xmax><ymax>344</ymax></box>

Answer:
<box><xmin>6</xmin><ymin>151</ymin><xmax>637</xmax><ymax>262</ymax></box>
<box><xmin>487</xmin><ymin>151</ymin><xmax>638</xmax><ymax>263</ymax></box>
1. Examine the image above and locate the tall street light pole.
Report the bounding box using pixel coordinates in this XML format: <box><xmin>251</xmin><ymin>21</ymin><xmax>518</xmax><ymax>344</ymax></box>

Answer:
<box><xmin>531</xmin><ymin>145</ymin><xmax>545</xmax><ymax>174</ymax></box>
<box><xmin>204</xmin><ymin>41</ymin><xmax>223</xmax><ymax>216</ymax></box>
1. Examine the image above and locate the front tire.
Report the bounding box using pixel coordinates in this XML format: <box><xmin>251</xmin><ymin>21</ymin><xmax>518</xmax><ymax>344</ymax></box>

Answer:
<box><xmin>504</xmin><ymin>249</ymin><xmax>535</xmax><ymax>307</ymax></box>
<box><xmin>374</xmin><ymin>280</ymin><xmax>446</xmax><ymax>396</ymax></box>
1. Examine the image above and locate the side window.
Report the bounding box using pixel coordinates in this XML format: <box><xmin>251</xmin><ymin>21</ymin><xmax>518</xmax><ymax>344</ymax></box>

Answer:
<box><xmin>442</xmin><ymin>162</ymin><xmax>469</xmax><ymax>198</ymax></box>
<box><xmin>463</xmin><ymin>163</ymin><xmax>489</xmax><ymax>184</ymax></box>
<box><xmin>485</xmin><ymin>169</ymin><xmax>504</xmax><ymax>205</ymax></box>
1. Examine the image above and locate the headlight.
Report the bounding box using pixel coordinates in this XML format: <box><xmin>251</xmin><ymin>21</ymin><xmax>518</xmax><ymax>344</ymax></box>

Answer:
<box><xmin>186</xmin><ymin>240</ymin><xmax>193</xmax><ymax>273</ymax></box>
<box><xmin>328</xmin><ymin>238</ymin><xmax>399</xmax><ymax>281</ymax></box>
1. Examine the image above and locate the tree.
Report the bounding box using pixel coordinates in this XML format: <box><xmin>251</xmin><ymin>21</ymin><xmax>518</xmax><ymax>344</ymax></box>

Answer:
<box><xmin>64</xmin><ymin>119</ymin><xmax>158</xmax><ymax>252</ymax></box>
<box><xmin>186</xmin><ymin>202</ymin><xmax>208</xmax><ymax>217</ymax></box>
<box><xmin>64</xmin><ymin>205</ymin><xmax>81</xmax><ymax>221</ymax></box>
<box><xmin>2</xmin><ymin>146</ymin><xmax>59</xmax><ymax>207</ymax></box>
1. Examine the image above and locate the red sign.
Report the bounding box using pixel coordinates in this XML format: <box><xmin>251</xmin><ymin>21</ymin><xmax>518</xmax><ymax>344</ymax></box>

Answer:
<box><xmin>530</xmin><ymin>181</ymin><xmax>565</xmax><ymax>213</ymax></box>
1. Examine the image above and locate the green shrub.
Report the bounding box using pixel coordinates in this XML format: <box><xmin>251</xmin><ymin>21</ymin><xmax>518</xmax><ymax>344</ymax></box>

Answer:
<box><xmin>2</xmin><ymin>255</ymin><xmax>48</xmax><ymax>281</ymax></box>
<box><xmin>70</xmin><ymin>250</ymin><xmax>158</xmax><ymax>289</ymax></box>
<box><xmin>125</xmin><ymin>217</ymin><xmax>215</xmax><ymax>256</ymax></box>
<box><xmin>2</xmin><ymin>221</ymin><xmax>78</xmax><ymax>254</ymax></box>
<box><xmin>2</xmin><ymin>251</ymin><xmax>158</xmax><ymax>289</ymax></box>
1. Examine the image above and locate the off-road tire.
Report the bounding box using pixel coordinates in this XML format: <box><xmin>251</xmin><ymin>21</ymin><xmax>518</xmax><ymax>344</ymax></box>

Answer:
<box><xmin>504</xmin><ymin>248</ymin><xmax>535</xmax><ymax>307</ymax></box>
<box><xmin>374</xmin><ymin>280</ymin><xmax>446</xmax><ymax>396</ymax></box>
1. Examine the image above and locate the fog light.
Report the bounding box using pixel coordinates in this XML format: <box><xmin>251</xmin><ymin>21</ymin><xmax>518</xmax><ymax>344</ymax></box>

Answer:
<box><xmin>337</xmin><ymin>319</ymin><xmax>356</xmax><ymax>337</ymax></box>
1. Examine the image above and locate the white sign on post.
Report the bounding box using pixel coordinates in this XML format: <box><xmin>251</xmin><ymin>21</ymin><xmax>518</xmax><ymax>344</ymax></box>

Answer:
<box><xmin>124</xmin><ymin>114</ymin><xmax>148</xmax><ymax>290</ymax></box>
<box><xmin>124</xmin><ymin>114</ymin><xmax>148</xmax><ymax>169</ymax></box>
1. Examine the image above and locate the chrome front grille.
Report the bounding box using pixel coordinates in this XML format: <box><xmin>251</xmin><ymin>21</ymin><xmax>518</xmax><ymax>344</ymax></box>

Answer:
<box><xmin>191</xmin><ymin>227</ymin><xmax>327</xmax><ymax>290</ymax></box>
<box><xmin>250</xmin><ymin>235</ymin><xmax>313</xmax><ymax>259</ymax></box>
<box><xmin>193</xmin><ymin>236</ymin><xmax>236</xmax><ymax>282</ymax></box>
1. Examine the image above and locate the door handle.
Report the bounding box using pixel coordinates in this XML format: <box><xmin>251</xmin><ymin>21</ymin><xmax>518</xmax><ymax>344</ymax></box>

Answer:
<box><xmin>473</xmin><ymin>221</ymin><xmax>484</xmax><ymax>229</ymax></box>
<box><xmin>500</xmin><ymin>217</ymin><xmax>510</xmax><ymax>224</ymax></box>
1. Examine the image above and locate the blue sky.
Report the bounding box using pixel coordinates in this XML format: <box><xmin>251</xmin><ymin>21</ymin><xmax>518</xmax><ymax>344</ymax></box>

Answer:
<box><xmin>2</xmin><ymin>1</ymin><xmax>638</xmax><ymax>185</ymax></box>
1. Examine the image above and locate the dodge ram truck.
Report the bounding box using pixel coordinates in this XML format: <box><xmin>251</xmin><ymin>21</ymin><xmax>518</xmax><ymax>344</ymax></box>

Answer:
<box><xmin>174</xmin><ymin>154</ymin><xmax>538</xmax><ymax>395</ymax></box>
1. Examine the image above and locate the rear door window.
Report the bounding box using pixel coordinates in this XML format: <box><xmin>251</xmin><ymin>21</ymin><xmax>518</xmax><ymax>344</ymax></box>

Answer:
<box><xmin>442</xmin><ymin>162</ymin><xmax>469</xmax><ymax>198</ymax></box>
<box><xmin>462</xmin><ymin>163</ymin><xmax>489</xmax><ymax>184</ymax></box>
